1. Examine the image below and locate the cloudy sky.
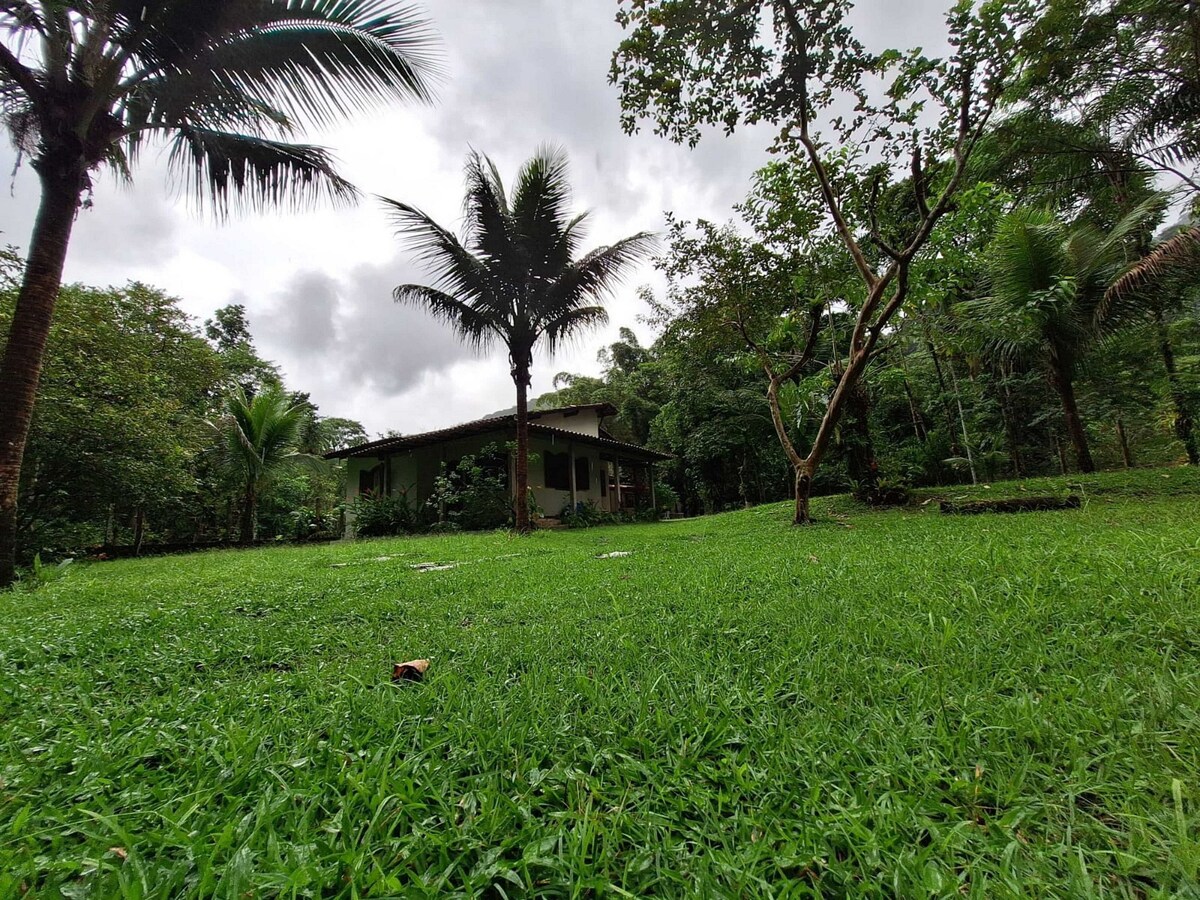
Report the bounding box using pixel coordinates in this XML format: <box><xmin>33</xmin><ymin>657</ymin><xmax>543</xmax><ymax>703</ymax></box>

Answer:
<box><xmin>0</xmin><ymin>0</ymin><xmax>946</xmax><ymax>436</ymax></box>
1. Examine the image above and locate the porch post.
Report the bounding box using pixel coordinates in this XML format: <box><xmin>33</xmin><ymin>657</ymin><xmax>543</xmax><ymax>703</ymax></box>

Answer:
<box><xmin>569</xmin><ymin>441</ymin><xmax>577</xmax><ymax>510</ymax></box>
<box><xmin>649</xmin><ymin>462</ymin><xmax>656</xmax><ymax>512</ymax></box>
<box><xmin>614</xmin><ymin>456</ymin><xmax>622</xmax><ymax>511</ymax></box>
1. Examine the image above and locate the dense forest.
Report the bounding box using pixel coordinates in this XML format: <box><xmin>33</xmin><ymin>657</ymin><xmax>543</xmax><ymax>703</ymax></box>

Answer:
<box><xmin>0</xmin><ymin>248</ymin><xmax>365</xmax><ymax>556</ymax></box>
<box><xmin>1</xmin><ymin>0</ymin><xmax>1198</xmax><ymax>557</ymax></box>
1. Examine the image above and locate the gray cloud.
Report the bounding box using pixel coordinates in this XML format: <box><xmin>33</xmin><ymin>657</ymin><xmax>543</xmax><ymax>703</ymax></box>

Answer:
<box><xmin>253</xmin><ymin>252</ymin><xmax>478</xmax><ymax>402</ymax></box>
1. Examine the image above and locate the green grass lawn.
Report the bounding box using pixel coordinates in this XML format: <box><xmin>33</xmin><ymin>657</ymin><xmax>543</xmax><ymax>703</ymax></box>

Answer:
<box><xmin>3</xmin><ymin>468</ymin><xmax>1199</xmax><ymax>897</ymax></box>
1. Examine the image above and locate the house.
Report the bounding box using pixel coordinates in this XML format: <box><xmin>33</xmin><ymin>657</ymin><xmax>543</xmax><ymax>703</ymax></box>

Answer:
<box><xmin>326</xmin><ymin>403</ymin><xmax>671</xmax><ymax>533</ymax></box>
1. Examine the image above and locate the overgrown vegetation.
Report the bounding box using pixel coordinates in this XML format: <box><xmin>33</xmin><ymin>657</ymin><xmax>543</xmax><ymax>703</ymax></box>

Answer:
<box><xmin>1</xmin><ymin>468</ymin><xmax>1197</xmax><ymax>895</ymax></box>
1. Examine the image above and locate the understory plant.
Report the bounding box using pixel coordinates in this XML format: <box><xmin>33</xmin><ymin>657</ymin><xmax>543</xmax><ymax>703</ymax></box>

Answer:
<box><xmin>351</xmin><ymin>490</ymin><xmax>421</xmax><ymax>538</ymax></box>
<box><xmin>429</xmin><ymin>445</ymin><xmax>513</xmax><ymax>532</ymax></box>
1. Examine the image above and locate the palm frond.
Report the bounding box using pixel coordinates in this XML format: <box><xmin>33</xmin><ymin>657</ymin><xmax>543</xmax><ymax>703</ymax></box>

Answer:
<box><xmin>541</xmin><ymin>305</ymin><xmax>609</xmax><ymax>356</ymax></box>
<box><xmin>0</xmin><ymin>1</ymin><xmax>42</xmax><ymax>34</ymax></box>
<box><xmin>218</xmin><ymin>384</ymin><xmax>311</xmax><ymax>487</ymax></box>
<box><xmin>392</xmin><ymin>284</ymin><xmax>500</xmax><ymax>352</ymax></box>
<box><xmin>985</xmin><ymin>208</ymin><xmax>1067</xmax><ymax>305</ymax></box>
<box><xmin>461</xmin><ymin>150</ymin><xmax>517</xmax><ymax>267</ymax></box>
<box><xmin>542</xmin><ymin>232</ymin><xmax>658</xmax><ymax>322</ymax></box>
<box><xmin>1101</xmin><ymin>226</ymin><xmax>1200</xmax><ymax>315</ymax></box>
<box><xmin>168</xmin><ymin>126</ymin><xmax>357</xmax><ymax>216</ymax></box>
<box><xmin>380</xmin><ymin>195</ymin><xmax>503</xmax><ymax>314</ymax></box>
<box><xmin>511</xmin><ymin>143</ymin><xmax>574</xmax><ymax>273</ymax></box>
<box><xmin>149</xmin><ymin>6</ymin><xmax>441</xmax><ymax>131</ymax></box>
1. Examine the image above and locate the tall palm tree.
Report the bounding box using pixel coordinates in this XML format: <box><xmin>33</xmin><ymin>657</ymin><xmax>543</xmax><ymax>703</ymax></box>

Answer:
<box><xmin>0</xmin><ymin>1</ymin><xmax>439</xmax><ymax>584</ymax></box>
<box><xmin>384</xmin><ymin>147</ymin><xmax>654</xmax><ymax>532</ymax></box>
<box><xmin>967</xmin><ymin>201</ymin><xmax>1162</xmax><ymax>473</ymax></box>
<box><xmin>218</xmin><ymin>386</ymin><xmax>312</xmax><ymax>544</ymax></box>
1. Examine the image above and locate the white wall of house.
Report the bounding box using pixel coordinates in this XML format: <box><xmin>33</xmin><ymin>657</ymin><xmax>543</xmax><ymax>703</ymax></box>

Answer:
<box><xmin>342</xmin><ymin>427</ymin><xmax>633</xmax><ymax>534</ymax></box>
<box><xmin>527</xmin><ymin>434</ymin><xmax>608</xmax><ymax>517</ymax></box>
<box><xmin>532</xmin><ymin>408</ymin><xmax>601</xmax><ymax>437</ymax></box>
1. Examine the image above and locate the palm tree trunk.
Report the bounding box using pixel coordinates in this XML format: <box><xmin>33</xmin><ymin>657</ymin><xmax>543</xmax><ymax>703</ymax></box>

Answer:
<box><xmin>1155</xmin><ymin>308</ymin><xmax>1199</xmax><ymax>465</ymax></box>
<box><xmin>1047</xmin><ymin>357</ymin><xmax>1095</xmax><ymax>473</ymax></box>
<box><xmin>0</xmin><ymin>158</ymin><xmax>86</xmax><ymax>587</ymax></box>
<box><xmin>239</xmin><ymin>483</ymin><xmax>257</xmax><ymax>544</ymax></box>
<box><xmin>513</xmin><ymin>368</ymin><xmax>531</xmax><ymax>533</ymax></box>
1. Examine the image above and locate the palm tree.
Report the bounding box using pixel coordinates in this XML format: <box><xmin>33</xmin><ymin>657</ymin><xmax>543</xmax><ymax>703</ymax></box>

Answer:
<box><xmin>384</xmin><ymin>147</ymin><xmax>654</xmax><ymax>531</ymax></box>
<box><xmin>968</xmin><ymin>201</ymin><xmax>1162</xmax><ymax>473</ymax></box>
<box><xmin>1103</xmin><ymin>223</ymin><xmax>1200</xmax><ymax>464</ymax></box>
<box><xmin>218</xmin><ymin>386</ymin><xmax>312</xmax><ymax>544</ymax></box>
<box><xmin>0</xmin><ymin>2</ymin><xmax>439</xmax><ymax>584</ymax></box>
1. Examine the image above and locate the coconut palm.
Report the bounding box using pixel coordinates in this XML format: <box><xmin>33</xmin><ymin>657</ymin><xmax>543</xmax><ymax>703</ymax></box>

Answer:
<box><xmin>967</xmin><ymin>201</ymin><xmax>1164</xmax><ymax>473</ymax></box>
<box><xmin>384</xmin><ymin>147</ymin><xmax>654</xmax><ymax>532</ymax></box>
<box><xmin>1103</xmin><ymin>223</ymin><xmax>1200</xmax><ymax>464</ymax></box>
<box><xmin>218</xmin><ymin>386</ymin><xmax>314</xmax><ymax>544</ymax></box>
<box><xmin>0</xmin><ymin>2</ymin><xmax>439</xmax><ymax>584</ymax></box>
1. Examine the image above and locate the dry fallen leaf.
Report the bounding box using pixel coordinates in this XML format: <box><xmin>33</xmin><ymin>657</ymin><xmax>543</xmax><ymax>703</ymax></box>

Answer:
<box><xmin>392</xmin><ymin>659</ymin><xmax>430</xmax><ymax>682</ymax></box>
<box><xmin>109</xmin><ymin>847</ymin><xmax>128</xmax><ymax>861</ymax></box>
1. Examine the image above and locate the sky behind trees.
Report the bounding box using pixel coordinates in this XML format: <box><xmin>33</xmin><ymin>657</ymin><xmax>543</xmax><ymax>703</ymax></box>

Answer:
<box><xmin>0</xmin><ymin>0</ymin><xmax>948</xmax><ymax>435</ymax></box>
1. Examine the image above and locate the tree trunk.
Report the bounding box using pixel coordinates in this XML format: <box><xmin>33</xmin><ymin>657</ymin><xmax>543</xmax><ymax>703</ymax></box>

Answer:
<box><xmin>842</xmin><ymin>376</ymin><xmax>880</xmax><ymax>500</ymax></box>
<box><xmin>949</xmin><ymin>360</ymin><xmax>978</xmax><ymax>485</ymax></box>
<box><xmin>513</xmin><ymin>367</ymin><xmax>531</xmax><ymax>533</ymax></box>
<box><xmin>1155</xmin><ymin>308</ymin><xmax>1199</xmax><ymax>465</ymax></box>
<box><xmin>1048</xmin><ymin>358</ymin><xmax>1095</xmax><ymax>473</ymax></box>
<box><xmin>239</xmin><ymin>483</ymin><xmax>257</xmax><ymax>544</ymax></box>
<box><xmin>793</xmin><ymin>350</ymin><xmax>873</xmax><ymax>525</ymax></box>
<box><xmin>1116</xmin><ymin>417</ymin><xmax>1134</xmax><ymax>468</ymax></box>
<box><xmin>1000</xmin><ymin>377</ymin><xmax>1025</xmax><ymax>477</ymax></box>
<box><xmin>0</xmin><ymin>157</ymin><xmax>86</xmax><ymax>587</ymax></box>
<box><xmin>925</xmin><ymin>335</ymin><xmax>960</xmax><ymax>451</ymax></box>
<box><xmin>794</xmin><ymin>464</ymin><xmax>814</xmax><ymax>526</ymax></box>
<box><xmin>132</xmin><ymin>506</ymin><xmax>146</xmax><ymax>556</ymax></box>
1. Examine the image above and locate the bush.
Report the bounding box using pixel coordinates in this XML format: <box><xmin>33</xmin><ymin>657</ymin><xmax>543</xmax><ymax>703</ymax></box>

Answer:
<box><xmin>288</xmin><ymin>507</ymin><xmax>342</xmax><ymax>541</ymax></box>
<box><xmin>429</xmin><ymin>445</ymin><xmax>513</xmax><ymax>532</ymax></box>
<box><xmin>653</xmin><ymin>481</ymin><xmax>680</xmax><ymax>512</ymax></box>
<box><xmin>351</xmin><ymin>491</ymin><xmax>419</xmax><ymax>538</ymax></box>
<box><xmin>560</xmin><ymin>499</ymin><xmax>612</xmax><ymax>528</ymax></box>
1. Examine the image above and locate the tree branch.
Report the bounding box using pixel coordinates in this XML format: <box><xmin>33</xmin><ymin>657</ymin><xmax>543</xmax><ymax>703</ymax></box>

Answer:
<box><xmin>776</xmin><ymin>0</ymin><xmax>878</xmax><ymax>289</ymax></box>
<box><xmin>911</xmin><ymin>146</ymin><xmax>930</xmax><ymax>219</ymax></box>
<box><xmin>778</xmin><ymin>303</ymin><xmax>824</xmax><ymax>383</ymax></box>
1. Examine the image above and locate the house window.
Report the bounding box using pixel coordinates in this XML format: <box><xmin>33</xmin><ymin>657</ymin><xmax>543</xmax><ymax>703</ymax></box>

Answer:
<box><xmin>544</xmin><ymin>451</ymin><xmax>571</xmax><ymax>490</ymax></box>
<box><xmin>574</xmin><ymin>456</ymin><xmax>591</xmax><ymax>491</ymax></box>
<box><xmin>358</xmin><ymin>465</ymin><xmax>380</xmax><ymax>496</ymax></box>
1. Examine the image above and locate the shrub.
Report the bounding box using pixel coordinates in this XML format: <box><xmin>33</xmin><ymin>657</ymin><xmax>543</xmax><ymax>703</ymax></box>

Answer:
<box><xmin>653</xmin><ymin>481</ymin><xmax>680</xmax><ymax>512</ymax></box>
<box><xmin>351</xmin><ymin>490</ymin><xmax>419</xmax><ymax>538</ymax></box>
<box><xmin>429</xmin><ymin>445</ymin><xmax>513</xmax><ymax>531</ymax></box>
<box><xmin>560</xmin><ymin>499</ymin><xmax>612</xmax><ymax>528</ymax></box>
